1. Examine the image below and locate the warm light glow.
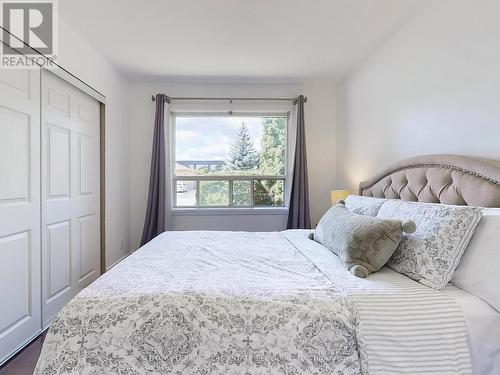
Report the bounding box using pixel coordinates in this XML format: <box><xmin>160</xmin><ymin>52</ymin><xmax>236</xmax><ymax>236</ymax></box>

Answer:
<box><xmin>331</xmin><ymin>190</ymin><xmax>350</xmax><ymax>204</ymax></box>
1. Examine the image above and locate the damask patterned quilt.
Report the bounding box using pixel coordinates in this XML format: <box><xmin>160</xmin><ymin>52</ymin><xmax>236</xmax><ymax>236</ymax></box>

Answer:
<box><xmin>34</xmin><ymin>230</ymin><xmax>472</xmax><ymax>375</ymax></box>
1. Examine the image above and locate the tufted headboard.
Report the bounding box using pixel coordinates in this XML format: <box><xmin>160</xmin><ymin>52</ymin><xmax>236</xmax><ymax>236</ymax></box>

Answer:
<box><xmin>359</xmin><ymin>154</ymin><xmax>500</xmax><ymax>207</ymax></box>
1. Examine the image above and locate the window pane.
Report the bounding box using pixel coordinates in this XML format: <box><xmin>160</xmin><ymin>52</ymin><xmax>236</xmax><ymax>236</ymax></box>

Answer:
<box><xmin>253</xmin><ymin>179</ymin><xmax>285</xmax><ymax>207</ymax></box>
<box><xmin>232</xmin><ymin>180</ymin><xmax>252</xmax><ymax>206</ymax></box>
<box><xmin>175</xmin><ymin>116</ymin><xmax>286</xmax><ymax>176</ymax></box>
<box><xmin>175</xmin><ymin>180</ymin><xmax>196</xmax><ymax>206</ymax></box>
<box><xmin>199</xmin><ymin>180</ymin><xmax>229</xmax><ymax>206</ymax></box>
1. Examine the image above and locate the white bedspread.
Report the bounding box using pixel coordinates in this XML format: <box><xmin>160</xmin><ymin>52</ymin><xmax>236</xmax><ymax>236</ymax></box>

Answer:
<box><xmin>34</xmin><ymin>230</ymin><xmax>472</xmax><ymax>375</ymax></box>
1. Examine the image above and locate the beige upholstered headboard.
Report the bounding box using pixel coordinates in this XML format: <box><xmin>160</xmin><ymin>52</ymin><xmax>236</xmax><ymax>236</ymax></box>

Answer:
<box><xmin>359</xmin><ymin>154</ymin><xmax>500</xmax><ymax>207</ymax></box>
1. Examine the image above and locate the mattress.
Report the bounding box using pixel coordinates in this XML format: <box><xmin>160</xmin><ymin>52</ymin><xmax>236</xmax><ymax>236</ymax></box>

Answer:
<box><xmin>442</xmin><ymin>285</ymin><xmax>500</xmax><ymax>375</ymax></box>
<box><xmin>34</xmin><ymin>230</ymin><xmax>472</xmax><ymax>375</ymax></box>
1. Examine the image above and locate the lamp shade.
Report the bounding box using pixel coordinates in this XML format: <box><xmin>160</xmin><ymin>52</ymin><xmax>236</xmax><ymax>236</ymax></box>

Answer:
<box><xmin>331</xmin><ymin>190</ymin><xmax>350</xmax><ymax>204</ymax></box>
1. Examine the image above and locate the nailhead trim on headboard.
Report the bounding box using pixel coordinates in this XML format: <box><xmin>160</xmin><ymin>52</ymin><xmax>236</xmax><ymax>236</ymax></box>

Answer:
<box><xmin>358</xmin><ymin>155</ymin><xmax>500</xmax><ymax>208</ymax></box>
<box><xmin>367</xmin><ymin>163</ymin><xmax>499</xmax><ymax>187</ymax></box>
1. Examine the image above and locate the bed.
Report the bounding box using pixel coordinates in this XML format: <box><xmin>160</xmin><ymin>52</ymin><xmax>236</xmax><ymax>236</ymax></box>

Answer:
<box><xmin>34</xmin><ymin>154</ymin><xmax>500</xmax><ymax>375</ymax></box>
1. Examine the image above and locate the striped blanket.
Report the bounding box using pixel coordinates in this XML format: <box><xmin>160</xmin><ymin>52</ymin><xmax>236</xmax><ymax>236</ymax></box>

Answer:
<box><xmin>35</xmin><ymin>230</ymin><xmax>471</xmax><ymax>375</ymax></box>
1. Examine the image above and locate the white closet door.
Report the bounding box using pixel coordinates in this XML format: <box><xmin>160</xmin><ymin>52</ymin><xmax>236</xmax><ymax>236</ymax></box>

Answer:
<box><xmin>41</xmin><ymin>70</ymin><xmax>100</xmax><ymax>327</ymax></box>
<box><xmin>0</xmin><ymin>67</ymin><xmax>42</xmax><ymax>364</ymax></box>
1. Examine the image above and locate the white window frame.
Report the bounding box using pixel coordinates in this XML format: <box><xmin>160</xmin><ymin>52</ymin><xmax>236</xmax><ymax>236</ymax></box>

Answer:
<box><xmin>169</xmin><ymin>111</ymin><xmax>291</xmax><ymax>211</ymax></box>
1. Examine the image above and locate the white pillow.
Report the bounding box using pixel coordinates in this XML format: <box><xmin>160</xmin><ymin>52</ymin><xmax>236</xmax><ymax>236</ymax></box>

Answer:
<box><xmin>378</xmin><ymin>200</ymin><xmax>482</xmax><ymax>289</ymax></box>
<box><xmin>452</xmin><ymin>208</ymin><xmax>500</xmax><ymax>312</ymax></box>
<box><xmin>344</xmin><ymin>195</ymin><xmax>387</xmax><ymax>216</ymax></box>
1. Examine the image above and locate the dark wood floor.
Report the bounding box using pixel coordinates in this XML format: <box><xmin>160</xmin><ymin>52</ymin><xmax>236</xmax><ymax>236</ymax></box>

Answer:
<box><xmin>0</xmin><ymin>332</ymin><xmax>46</xmax><ymax>375</ymax></box>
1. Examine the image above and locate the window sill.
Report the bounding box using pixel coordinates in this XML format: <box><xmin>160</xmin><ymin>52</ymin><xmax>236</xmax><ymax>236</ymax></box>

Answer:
<box><xmin>171</xmin><ymin>207</ymin><xmax>289</xmax><ymax>216</ymax></box>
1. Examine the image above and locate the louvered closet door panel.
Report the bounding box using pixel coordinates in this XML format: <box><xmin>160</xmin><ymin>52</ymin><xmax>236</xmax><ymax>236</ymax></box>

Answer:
<box><xmin>41</xmin><ymin>70</ymin><xmax>100</xmax><ymax>327</ymax></box>
<box><xmin>0</xmin><ymin>67</ymin><xmax>42</xmax><ymax>364</ymax></box>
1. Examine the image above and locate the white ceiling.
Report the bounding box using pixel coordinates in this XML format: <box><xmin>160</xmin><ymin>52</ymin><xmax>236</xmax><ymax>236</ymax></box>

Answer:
<box><xmin>60</xmin><ymin>0</ymin><xmax>422</xmax><ymax>82</ymax></box>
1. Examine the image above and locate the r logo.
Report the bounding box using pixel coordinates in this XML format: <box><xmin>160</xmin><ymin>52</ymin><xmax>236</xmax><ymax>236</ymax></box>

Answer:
<box><xmin>2</xmin><ymin>1</ymin><xmax>54</xmax><ymax>55</ymax></box>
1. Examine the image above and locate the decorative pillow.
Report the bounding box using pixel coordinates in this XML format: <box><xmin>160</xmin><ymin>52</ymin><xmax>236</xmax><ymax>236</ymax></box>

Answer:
<box><xmin>314</xmin><ymin>202</ymin><xmax>416</xmax><ymax>278</ymax></box>
<box><xmin>452</xmin><ymin>208</ymin><xmax>500</xmax><ymax>312</ymax></box>
<box><xmin>378</xmin><ymin>200</ymin><xmax>482</xmax><ymax>289</ymax></box>
<box><xmin>345</xmin><ymin>195</ymin><xmax>388</xmax><ymax>216</ymax></box>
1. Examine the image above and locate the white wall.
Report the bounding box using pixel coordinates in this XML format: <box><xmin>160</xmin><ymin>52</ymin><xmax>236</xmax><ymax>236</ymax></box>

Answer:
<box><xmin>303</xmin><ymin>79</ymin><xmax>337</xmax><ymax>225</ymax></box>
<box><xmin>58</xmin><ymin>19</ymin><xmax>132</xmax><ymax>268</ymax></box>
<box><xmin>129</xmin><ymin>80</ymin><xmax>336</xmax><ymax>250</ymax></box>
<box><xmin>336</xmin><ymin>0</ymin><xmax>500</xmax><ymax>192</ymax></box>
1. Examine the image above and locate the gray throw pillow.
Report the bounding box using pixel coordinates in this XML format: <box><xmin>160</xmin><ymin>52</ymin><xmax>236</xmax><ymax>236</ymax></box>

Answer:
<box><xmin>314</xmin><ymin>202</ymin><xmax>416</xmax><ymax>278</ymax></box>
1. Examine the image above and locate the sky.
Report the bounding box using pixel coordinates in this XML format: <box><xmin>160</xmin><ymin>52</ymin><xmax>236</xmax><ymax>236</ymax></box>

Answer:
<box><xmin>175</xmin><ymin>116</ymin><xmax>264</xmax><ymax>161</ymax></box>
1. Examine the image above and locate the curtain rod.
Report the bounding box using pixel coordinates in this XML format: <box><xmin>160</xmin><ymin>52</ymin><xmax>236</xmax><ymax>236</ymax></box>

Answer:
<box><xmin>151</xmin><ymin>95</ymin><xmax>307</xmax><ymax>104</ymax></box>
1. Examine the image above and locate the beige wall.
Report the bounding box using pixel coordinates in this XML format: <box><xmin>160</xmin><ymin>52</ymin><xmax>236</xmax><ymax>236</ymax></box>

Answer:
<box><xmin>336</xmin><ymin>0</ymin><xmax>500</xmax><ymax>192</ymax></box>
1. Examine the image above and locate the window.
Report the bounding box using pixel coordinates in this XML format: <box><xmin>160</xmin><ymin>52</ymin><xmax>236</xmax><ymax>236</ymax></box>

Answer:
<box><xmin>172</xmin><ymin>114</ymin><xmax>288</xmax><ymax>208</ymax></box>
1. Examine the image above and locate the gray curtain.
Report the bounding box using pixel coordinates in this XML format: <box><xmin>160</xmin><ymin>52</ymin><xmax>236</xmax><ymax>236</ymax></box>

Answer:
<box><xmin>140</xmin><ymin>94</ymin><xmax>166</xmax><ymax>246</ymax></box>
<box><xmin>287</xmin><ymin>95</ymin><xmax>311</xmax><ymax>229</ymax></box>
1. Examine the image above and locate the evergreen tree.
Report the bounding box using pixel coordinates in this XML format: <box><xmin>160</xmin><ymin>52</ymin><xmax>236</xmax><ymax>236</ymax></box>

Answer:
<box><xmin>226</xmin><ymin>121</ymin><xmax>259</xmax><ymax>170</ymax></box>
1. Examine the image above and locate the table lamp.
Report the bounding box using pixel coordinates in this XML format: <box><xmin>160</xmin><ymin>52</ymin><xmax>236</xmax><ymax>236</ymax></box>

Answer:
<box><xmin>331</xmin><ymin>190</ymin><xmax>350</xmax><ymax>204</ymax></box>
